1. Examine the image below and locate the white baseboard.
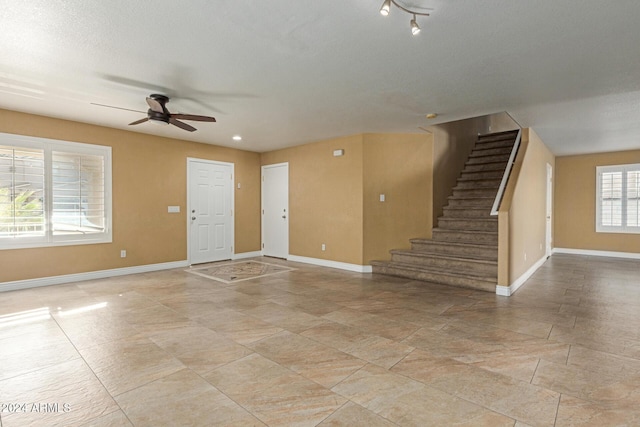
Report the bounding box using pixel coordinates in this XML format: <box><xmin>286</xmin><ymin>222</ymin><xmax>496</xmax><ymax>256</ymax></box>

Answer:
<box><xmin>0</xmin><ymin>260</ymin><xmax>189</xmax><ymax>293</ymax></box>
<box><xmin>496</xmin><ymin>255</ymin><xmax>548</xmax><ymax>297</ymax></box>
<box><xmin>287</xmin><ymin>255</ymin><xmax>373</xmax><ymax>273</ymax></box>
<box><xmin>553</xmin><ymin>247</ymin><xmax>640</xmax><ymax>260</ymax></box>
<box><xmin>232</xmin><ymin>251</ymin><xmax>263</xmax><ymax>260</ymax></box>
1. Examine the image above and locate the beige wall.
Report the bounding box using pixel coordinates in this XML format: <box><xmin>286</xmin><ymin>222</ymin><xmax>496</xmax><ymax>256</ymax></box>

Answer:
<box><xmin>555</xmin><ymin>149</ymin><xmax>640</xmax><ymax>253</ymax></box>
<box><xmin>363</xmin><ymin>133</ymin><xmax>432</xmax><ymax>263</ymax></box>
<box><xmin>430</xmin><ymin>116</ymin><xmax>490</xmax><ymax>226</ymax></box>
<box><xmin>0</xmin><ymin>109</ymin><xmax>261</xmax><ymax>282</ymax></box>
<box><xmin>260</xmin><ymin>133</ymin><xmax>433</xmax><ymax>265</ymax></box>
<box><xmin>261</xmin><ymin>135</ymin><xmax>365</xmax><ymax>264</ymax></box>
<box><xmin>498</xmin><ymin>128</ymin><xmax>554</xmax><ymax>285</ymax></box>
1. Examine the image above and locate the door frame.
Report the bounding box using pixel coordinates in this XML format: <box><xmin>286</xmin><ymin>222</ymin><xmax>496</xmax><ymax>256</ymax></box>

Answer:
<box><xmin>186</xmin><ymin>157</ymin><xmax>235</xmax><ymax>265</ymax></box>
<box><xmin>546</xmin><ymin>162</ymin><xmax>553</xmax><ymax>257</ymax></box>
<box><xmin>261</xmin><ymin>162</ymin><xmax>289</xmax><ymax>258</ymax></box>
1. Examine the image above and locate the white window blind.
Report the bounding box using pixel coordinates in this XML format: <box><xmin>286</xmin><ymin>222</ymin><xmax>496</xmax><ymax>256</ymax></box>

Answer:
<box><xmin>0</xmin><ymin>133</ymin><xmax>111</xmax><ymax>249</ymax></box>
<box><xmin>596</xmin><ymin>164</ymin><xmax>640</xmax><ymax>233</ymax></box>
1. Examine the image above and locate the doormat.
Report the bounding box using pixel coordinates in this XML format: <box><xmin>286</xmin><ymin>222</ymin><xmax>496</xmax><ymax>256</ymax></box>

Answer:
<box><xmin>186</xmin><ymin>260</ymin><xmax>295</xmax><ymax>284</ymax></box>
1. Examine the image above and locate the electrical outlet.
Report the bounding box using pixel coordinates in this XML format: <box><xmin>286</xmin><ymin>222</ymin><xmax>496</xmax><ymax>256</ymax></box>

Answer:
<box><xmin>321</xmin><ymin>243</ymin><xmax>326</xmax><ymax>251</ymax></box>
<box><xmin>120</xmin><ymin>250</ymin><xmax>127</xmax><ymax>258</ymax></box>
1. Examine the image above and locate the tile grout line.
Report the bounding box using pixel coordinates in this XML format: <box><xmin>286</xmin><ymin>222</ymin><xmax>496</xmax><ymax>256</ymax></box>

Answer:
<box><xmin>49</xmin><ymin>311</ymin><xmax>137</xmax><ymax>427</ymax></box>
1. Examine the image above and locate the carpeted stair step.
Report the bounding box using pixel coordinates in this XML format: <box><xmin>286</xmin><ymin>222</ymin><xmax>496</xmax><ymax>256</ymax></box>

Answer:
<box><xmin>455</xmin><ymin>177</ymin><xmax>503</xmax><ymax>189</ymax></box>
<box><xmin>410</xmin><ymin>239</ymin><xmax>498</xmax><ymax>260</ymax></box>
<box><xmin>446</xmin><ymin>196</ymin><xmax>495</xmax><ymax>208</ymax></box>
<box><xmin>371</xmin><ymin>261</ymin><xmax>497</xmax><ymax>292</ymax></box>
<box><xmin>432</xmin><ymin>228</ymin><xmax>498</xmax><ymax>245</ymax></box>
<box><xmin>437</xmin><ymin>217</ymin><xmax>498</xmax><ymax>232</ymax></box>
<box><xmin>390</xmin><ymin>250</ymin><xmax>498</xmax><ymax>276</ymax></box>
<box><xmin>469</xmin><ymin>146</ymin><xmax>514</xmax><ymax>157</ymax></box>
<box><xmin>466</xmin><ymin>153</ymin><xmax>511</xmax><ymax>165</ymax></box>
<box><xmin>442</xmin><ymin>206</ymin><xmax>493</xmax><ymax>218</ymax></box>
<box><xmin>463</xmin><ymin>161</ymin><xmax>510</xmax><ymax>172</ymax></box>
<box><xmin>473</xmin><ymin>138</ymin><xmax>518</xmax><ymax>150</ymax></box>
<box><xmin>476</xmin><ymin>130</ymin><xmax>519</xmax><ymax>143</ymax></box>
<box><xmin>460</xmin><ymin>169</ymin><xmax>506</xmax><ymax>180</ymax></box>
<box><xmin>452</xmin><ymin>187</ymin><xmax>498</xmax><ymax>198</ymax></box>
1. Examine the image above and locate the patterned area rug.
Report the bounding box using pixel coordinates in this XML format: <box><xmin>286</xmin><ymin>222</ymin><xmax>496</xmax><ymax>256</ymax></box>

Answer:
<box><xmin>186</xmin><ymin>260</ymin><xmax>295</xmax><ymax>284</ymax></box>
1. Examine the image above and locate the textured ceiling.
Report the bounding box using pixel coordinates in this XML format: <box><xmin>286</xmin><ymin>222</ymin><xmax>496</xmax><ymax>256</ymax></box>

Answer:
<box><xmin>1</xmin><ymin>0</ymin><xmax>639</xmax><ymax>155</ymax></box>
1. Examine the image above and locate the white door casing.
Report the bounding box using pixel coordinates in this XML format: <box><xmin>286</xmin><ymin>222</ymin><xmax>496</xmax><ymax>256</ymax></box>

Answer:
<box><xmin>546</xmin><ymin>163</ymin><xmax>553</xmax><ymax>257</ymax></box>
<box><xmin>187</xmin><ymin>158</ymin><xmax>234</xmax><ymax>264</ymax></box>
<box><xmin>262</xmin><ymin>163</ymin><xmax>289</xmax><ymax>258</ymax></box>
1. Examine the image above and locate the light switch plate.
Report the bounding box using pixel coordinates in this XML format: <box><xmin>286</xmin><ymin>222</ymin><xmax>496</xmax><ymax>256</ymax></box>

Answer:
<box><xmin>168</xmin><ymin>206</ymin><xmax>180</xmax><ymax>213</ymax></box>
<box><xmin>379</xmin><ymin>194</ymin><xmax>385</xmax><ymax>202</ymax></box>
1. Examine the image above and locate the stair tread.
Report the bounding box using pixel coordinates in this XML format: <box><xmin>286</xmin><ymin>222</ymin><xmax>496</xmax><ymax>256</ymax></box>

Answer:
<box><xmin>390</xmin><ymin>249</ymin><xmax>497</xmax><ymax>264</ymax></box>
<box><xmin>439</xmin><ymin>217</ymin><xmax>497</xmax><ymax>222</ymax></box>
<box><xmin>410</xmin><ymin>238</ymin><xmax>497</xmax><ymax>248</ymax></box>
<box><xmin>433</xmin><ymin>228</ymin><xmax>497</xmax><ymax>235</ymax></box>
<box><xmin>372</xmin><ymin>260</ymin><xmax>497</xmax><ymax>281</ymax></box>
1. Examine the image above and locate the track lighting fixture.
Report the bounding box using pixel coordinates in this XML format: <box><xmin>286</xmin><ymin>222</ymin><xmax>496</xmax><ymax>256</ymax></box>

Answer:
<box><xmin>410</xmin><ymin>15</ymin><xmax>421</xmax><ymax>35</ymax></box>
<box><xmin>379</xmin><ymin>0</ymin><xmax>431</xmax><ymax>36</ymax></box>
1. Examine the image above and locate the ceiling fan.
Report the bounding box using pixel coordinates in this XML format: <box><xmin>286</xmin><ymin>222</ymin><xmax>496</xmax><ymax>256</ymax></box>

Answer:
<box><xmin>93</xmin><ymin>94</ymin><xmax>216</xmax><ymax>132</ymax></box>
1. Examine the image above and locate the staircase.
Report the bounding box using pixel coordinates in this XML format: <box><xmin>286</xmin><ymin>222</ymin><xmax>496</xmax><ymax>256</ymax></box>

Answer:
<box><xmin>371</xmin><ymin>130</ymin><xmax>519</xmax><ymax>292</ymax></box>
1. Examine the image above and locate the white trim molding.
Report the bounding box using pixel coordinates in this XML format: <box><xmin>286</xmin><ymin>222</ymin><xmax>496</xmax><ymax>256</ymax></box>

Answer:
<box><xmin>287</xmin><ymin>255</ymin><xmax>373</xmax><ymax>273</ymax></box>
<box><xmin>553</xmin><ymin>247</ymin><xmax>640</xmax><ymax>260</ymax></box>
<box><xmin>0</xmin><ymin>260</ymin><xmax>189</xmax><ymax>293</ymax></box>
<box><xmin>496</xmin><ymin>255</ymin><xmax>548</xmax><ymax>297</ymax></box>
<box><xmin>232</xmin><ymin>251</ymin><xmax>263</xmax><ymax>260</ymax></box>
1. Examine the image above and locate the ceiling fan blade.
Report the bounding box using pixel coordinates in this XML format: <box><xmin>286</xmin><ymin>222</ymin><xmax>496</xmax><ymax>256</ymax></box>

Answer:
<box><xmin>171</xmin><ymin>113</ymin><xmax>216</xmax><ymax>122</ymax></box>
<box><xmin>91</xmin><ymin>103</ymin><xmax>145</xmax><ymax>114</ymax></box>
<box><xmin>129</xmin><ymin>117</ymin><xmax>149</xmax><ymax>126</ymax></box>
<box><xmin>169</xmin><ymin>118</ymin><xmax>196</xmax><ymax>132</ymax></box>
<box><xmin>146</xmin><ymin>97</ymin><xmax>164</xmax><ymax>113</ymax></box>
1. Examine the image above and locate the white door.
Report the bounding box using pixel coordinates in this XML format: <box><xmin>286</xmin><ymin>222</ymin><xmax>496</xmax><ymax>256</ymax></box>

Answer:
<box><xmin>188</xmin><ymin>159</ymin><xmax>234</xmax><ymax>264</ymax></box>
<box><xmin>262</xmin><ymin>163</ymin><xmax>289</xmax><ymax>258</ymax></box>
<box><xmin>546</xmin><ymin>163</ymin><xmax>553</xmax><ymax>257</ymax></box>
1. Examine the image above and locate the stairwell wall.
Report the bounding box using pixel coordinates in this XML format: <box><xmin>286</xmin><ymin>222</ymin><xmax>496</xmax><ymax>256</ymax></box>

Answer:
<box><xmin>498</xmin><ymin>128</ymin><xmax>555</xmax><ymax>286</ymax></box>
<box><xmin>430</xmin><ymin>117</ymin><xmax>490</xmax><ymax>227</ymax></box>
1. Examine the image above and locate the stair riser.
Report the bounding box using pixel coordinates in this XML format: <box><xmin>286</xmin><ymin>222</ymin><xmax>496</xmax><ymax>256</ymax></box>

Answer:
<box><xmin>477</xmin><ymin>132</ymin><xmax>519</xmax><ymax>143</ymax></box>
<box><xmin>442</xmin><ymin>208</ymin><xmax>493</xmax><ymax>219</ymax></box>
<box><xmin>463</xmin><ymin>162</ymin><xmax>509</xmax><ymax>172</ymax></box>
<box><xmin>390</xmin><ymin>253</ymin><xmax>498</xmax><ymax>276</ymax></box>
<box><xmin>461</xmin><ymin>170</ymin><xmax>506</xmax><ymax>180</ymax></box>
<box><xmin>466</xmin><ymin>154</ymin><xmax>511</xmax><ymax>165</ymax></box>
<box><xmin>455</xmin><ymin>179</ymin><xmax>502</xmax><ymax>189</ymax></box>
<box><xmin>433</xmin><ymin>230</ymin><xmax>498</xmax><ymax>245</ymax></box>
<box><xmin>469</xmin><ymin>147</ymin><xmax>513</xmax><ymax>157</ymax></box>
<box><xmin>372</xmin><ymin>264</ymin><xmax>496</xmax><ymax>293</ymax></box>
<box><xmin>446</xmin><ymin>197</ymin><xmax>494</xmax><ymax>208</ymax></box>
<box><xmin>411</xmin><ymin>241</ymin><xmax>498</xmax><ymax>260</ymax></box>
<box><xmin>453</xmin><ymin>188</ymin><xmax>498</xmax><ymax>198</ymax></box>
<box><xmin>438</xmin><ymin>218</ymin><xmax>498</xmax><ymax>232</ymax></box>
<box><xmin>474</xmin><ymin>140</ymin><xmax>517</xmax><ymax>150</ymax></box>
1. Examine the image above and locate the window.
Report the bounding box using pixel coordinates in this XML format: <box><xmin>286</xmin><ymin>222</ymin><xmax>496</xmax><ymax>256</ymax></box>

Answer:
<box><xmin>0</xmin><ymin>133</ymin><xmax>112</xmax><ymax>249</ymax></box>
<box><xmin>596</xmin><ymin>163</ymin><xmax>640</xmax><ymax>233</ymax></box>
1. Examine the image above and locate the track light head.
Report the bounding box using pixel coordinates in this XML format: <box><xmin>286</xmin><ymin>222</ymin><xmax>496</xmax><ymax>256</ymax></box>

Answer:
<box><xmin>380</xmin><ymin>0</ymin><xmax>391</xmax><ymax>16</ymax></box>
<box><xmin>410</xmin><ymin>15</ymin><xmax>421</xmax><ymax>35</ymax></box>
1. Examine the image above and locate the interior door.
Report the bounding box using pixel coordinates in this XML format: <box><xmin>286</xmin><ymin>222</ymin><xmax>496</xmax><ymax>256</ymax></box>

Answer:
<box><xmin>262</xmin><ymin>163</ymin><xmax>289</xmax><ymax>258</ymax></box>
<box><xmin>188</xmin><ymin>159</ymin><xmax>233</xmax><ymax>264</ymax></box>
<box><xmin>546</xmin><ymin>163</ymin><xmax>553</xmax><ymax>257</ymax></box>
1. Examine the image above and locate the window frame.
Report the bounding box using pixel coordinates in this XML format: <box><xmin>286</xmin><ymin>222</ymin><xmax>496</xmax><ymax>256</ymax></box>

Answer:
<box><xmin>0</xmin><ymin>132</ymin><xmax>112</xmax><ymax>250</ymax></box>
<box><xmin>596</xmin><ymin>163</ymin><xmax>640</xmax><ymax>234</ymax></box>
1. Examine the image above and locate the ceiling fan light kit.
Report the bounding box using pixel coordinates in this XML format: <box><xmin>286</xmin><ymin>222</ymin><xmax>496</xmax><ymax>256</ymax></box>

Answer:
<box><xmin>379</xmin><ymin>0</ymin><xmax>430</xmax><ymax>35</ymax></box>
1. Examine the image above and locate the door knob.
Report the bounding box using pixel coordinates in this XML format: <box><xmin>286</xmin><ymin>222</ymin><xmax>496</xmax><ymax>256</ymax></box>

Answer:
<box><xmin>192</xmin><ymin>216</ymin><xmax>196</xmax><ymax>220</ymax></box>
<box><xmin>282</xmin><ymin>215</ymin><xmax>287</xmax><ymax>219</ymax></box>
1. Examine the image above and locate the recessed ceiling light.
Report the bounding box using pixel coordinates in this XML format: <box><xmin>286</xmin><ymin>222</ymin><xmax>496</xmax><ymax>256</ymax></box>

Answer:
<box><xmin>426</xmin><ymin>113</ymin><xmax>438</xmax><ymax>119</ymax></box>
<box><xmin>232</xmin><ymin>135</ymin><xmax>242</xmax><ymax>141</ymax></box>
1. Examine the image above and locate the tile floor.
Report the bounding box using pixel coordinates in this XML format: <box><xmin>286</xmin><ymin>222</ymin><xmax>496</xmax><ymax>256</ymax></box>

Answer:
<box><xmin>1</xmin><ymin>254</ymin><xmax>639</xmax><ymax>426</ymax></box>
